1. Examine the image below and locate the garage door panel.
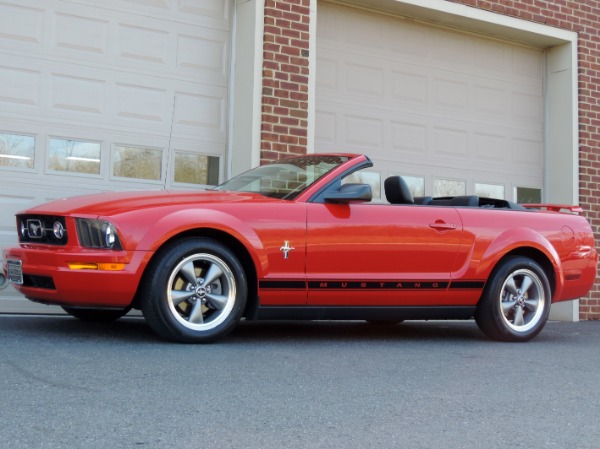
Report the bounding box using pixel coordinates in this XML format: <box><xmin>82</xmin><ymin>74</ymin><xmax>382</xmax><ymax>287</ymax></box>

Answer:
<box><xmin>473</xmin><ymin>82</ymin><xmax>509</xmax><ymax>119</ymax></box>
<box><xmin>512</xmin><ymin>45</ymin><xmax>544</xmax><ymax>80</ymax></box>
<box><xmin>115</xmin><ymin>84</ymin><xmax>170</xmax><ymax>126</ymax></box>
<box><xmin>432</xmin><ymin>126</ymin><xmax>468</xmax><ymax>159</ymax></box>
<box><xmin>431</xmin><ymin>29</ymin><xmax>473</xmax><ymax>67</ymax></box>
<box><xmin>1</xmin><ymin>61</ymin><xmax>226</xmax><ymax>144</ymax></box>
<box><xmin>51</xmin><ymin>74</ymin><xmax>107</xmax><ymax>116</ymax></box>
<box><xmin>390</xmin><ymin>70</ymin><xmax>428</xmax><ymax>107</ymax></box>
<box><xmin>316</xmin><ymin>2</ymin><xmax>543</xmax><ymax>200</ymax></box>
<box><xmin>344</xmin><ymin>115</ymin><xmax>384</xmax><ymax>150</ymax></box>
<box><xmin>319</xmin><ymin>47</ymin><xmax>541</xmax><ymax>134</ymax></box>
<box><xmin>473</xmin><ymin>132</ymin><xmax>509</xmax><ymax>163</ymax></box>
<box><xmin>390</xmin><ymin>121</ymin><xmax>428</xmax><ymax>156</ymax></box>
<box><xmin>117</xmin><ymin>24</ymin><xmax>171</xmax><ymax>66</ymax></box>
<box><xmin>54</xmin><ymin>12</ymin><xmax>110</xmax><ymax>56</ymax></box>
<box><xmin>432</xmin><ymin>77</ymin><xmax>469</xmax><ymax>113</ymax></box>
<box><xmin>176</xmin><ymin>32</ymin><xmax>230</xmax><ymax>80</ymax></box>
<box><xmin>389</xmin><ymin>21</ymin><xmax>432</xmax><ymax>60</ymax></box>
<box><xmin>70</xmin><ymin>0</ymin><xmax>230</xmax><ymax>29</ymax></box>
<box><xmin>1</xmin><ymin>1</ymin><xmax>230</xmax><ymax>89</ymax></box>
<box><xmin>0</xmin><ymin>2</ymin><xmax>44</xmax><ymax>47</ymax></box>
<box><xmin>346</xmin><ymin>62</ymin><xmax>384</xmax><ymax>97</ymax></box>
<box><xmin>512</xmin><ymin>134</ymin><xmax>543</xmax><ymax>167</ymax></box>
<box><xmin>511</xmin><ymin>88</ymin><xmax>543</xmax><ymax>126</ymax></box>
<box><xmin>314</xmin><ymin>111</ymin><xmax>337</xmax><ymax>146</ymax></box>
<box><xmin>0</xmin><ymin>65</ymin><xmax>41</xmax><ymax>109</ymax></box>
<box><xmin>173</xmin><ymin>88</ymin><xmax>228</xmax><ymax>142</ymax></box>
<box><xmin>473</xmin><ymin>39</ymin><xmax>510</xmax><ymax>74</ymax></box>
<box><xmin>178</xmin><ymin>0</ymin><xmax>230</xmax><ymax>24</ymax></box>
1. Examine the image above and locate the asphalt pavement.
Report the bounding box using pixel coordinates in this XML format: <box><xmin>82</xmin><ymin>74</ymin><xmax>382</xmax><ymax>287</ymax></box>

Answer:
<box><xmin>0</xmin><ymin>315</ymin><xmax>599</xmax><ymax>449</ymax></box>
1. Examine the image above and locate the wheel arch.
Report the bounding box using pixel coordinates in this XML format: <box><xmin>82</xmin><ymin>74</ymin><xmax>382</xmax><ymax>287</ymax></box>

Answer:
<box><xmin>131</xmin><ymin>228</ymin><xmax>259</xmax><ymax>318</ymax></box>
<box><xmin>490</xmin><ymin>247</ymin><xmax>557</xmax><ymax>299</ymax></box>
<box><xmin>476</xmin><ymin>227</ymin><xmax>562</xmax><ymax>301</ymax></box>
<box><xmin>475</xmin><ymin>251</ymin><xmax>555</xmax><ymax>341</ymax></box>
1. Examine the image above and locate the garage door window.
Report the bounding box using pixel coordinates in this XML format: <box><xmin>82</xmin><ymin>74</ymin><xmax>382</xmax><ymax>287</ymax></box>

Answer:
<box><xmin>475</xmin><ymin>183</ymin><xmax>505</xmax><ymax>200</ymax></box>
<box><xmin>403</xmin><ymin>175</ymin><xmax>425</xmax><ymax>197</ymax></box>
<box><xmin>112</xmin><ymin>145</ymin><xmax>162</xmax><ymax>181</ymax></box>
<box><xmin>0</xmin><ymin>133</ymin><xmax>35</xmax><ymax>170</ymax></box>
<box><xmin>434</xmin><ymin>178</ymin><xmax>466</xmax><ymax>197</ymax></box>
<box><xmin>174</xmin><ymin>152</ymin><xmax>219</xmax><ymax>186</ymax></box>
<box><xmin>516</xmin><ymin>186</ymin><xmax>542</xmax><ymax>204</ymax></box>
<box><xmin>48</xmin><ymin>138</ymin><xmax>101</xmax><ymax>175</ymax></box>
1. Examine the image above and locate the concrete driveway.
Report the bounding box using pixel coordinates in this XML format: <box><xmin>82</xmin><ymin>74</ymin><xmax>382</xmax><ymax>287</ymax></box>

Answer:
<box><xmin>0</xmin><ymin>316</ymin><xmax>598</xmax><ymax>449</ymax></box>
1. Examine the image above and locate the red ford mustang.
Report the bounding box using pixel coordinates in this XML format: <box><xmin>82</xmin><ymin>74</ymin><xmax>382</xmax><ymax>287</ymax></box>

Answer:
<box><xmin>3</xmin><ymin>154</ymin><xmax>597</xmax><ymax>342</ymax></box>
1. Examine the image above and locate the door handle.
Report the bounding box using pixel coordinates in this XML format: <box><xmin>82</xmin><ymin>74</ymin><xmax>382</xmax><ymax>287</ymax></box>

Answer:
<box><xmin>429</xmin><ymin>222</ymin><xmax>457</xmax><ymax>230</ymax></box>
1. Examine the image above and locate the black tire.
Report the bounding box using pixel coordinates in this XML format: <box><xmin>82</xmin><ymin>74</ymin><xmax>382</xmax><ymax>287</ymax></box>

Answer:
<box><xmin>62</xmin><ymin>306</ymin><xmax>131</xmax><ymax>322</ymax></box>
<box><xmin>475</xmin><ymin>256</ymin><xmax>551</xmax><ymax>342</ymax></box>
<box><xmin>140</xmin><ymin>238</ymin><xmax>247</xmax><ymax>343</ymax></box>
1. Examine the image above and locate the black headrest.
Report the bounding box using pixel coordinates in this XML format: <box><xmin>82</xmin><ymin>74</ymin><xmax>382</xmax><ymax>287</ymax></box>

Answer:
<box><xmin>384</xmin><ymin>176</ymin><xmax>414</xmax><ymax>205</ymax></box>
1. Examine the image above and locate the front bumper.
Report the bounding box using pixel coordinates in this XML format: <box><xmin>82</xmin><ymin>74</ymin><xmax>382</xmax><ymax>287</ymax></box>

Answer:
<box><xmin>2</xmin><ymin>245</ymin><xmax>151</xmax><ymax>308</ymax></box>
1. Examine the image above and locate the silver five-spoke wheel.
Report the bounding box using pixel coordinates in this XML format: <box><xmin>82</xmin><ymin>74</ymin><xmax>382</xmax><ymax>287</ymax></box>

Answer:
<box><xmin>167</xmin><ymin>254</ymin><xmax>236</xmax><ymax>331</ymax></box>
<box><xmin>141</xmin><ymin>238</ymin><xmax>247</xmax><ymax>343</ymax></box>
<box><xmin>499</xmin><ymin>268</ymin><xmax>545</xmax><ymax>333</ymax></box>
<box><xmin>475</xmin><ymin>256</ymin><xmax>551</xmax><ymax>342</ymax></box>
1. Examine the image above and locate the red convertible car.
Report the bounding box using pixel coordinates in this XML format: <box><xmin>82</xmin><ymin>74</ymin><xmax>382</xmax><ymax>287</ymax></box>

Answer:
<box><xmin>3</xmin><ymin>154</ymin><xmax>597</xmax><ymax>342</ymax></box>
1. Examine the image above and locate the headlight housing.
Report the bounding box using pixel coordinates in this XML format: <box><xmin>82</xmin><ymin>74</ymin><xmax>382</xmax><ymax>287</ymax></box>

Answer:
<box><xmin>76</xmin><ymin>218</ymin><xmax>123</xmax><ymax>250</ymax></box>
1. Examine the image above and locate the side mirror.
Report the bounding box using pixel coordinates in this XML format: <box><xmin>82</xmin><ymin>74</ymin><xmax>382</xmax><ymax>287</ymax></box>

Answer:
<box><xmin>323</xmin><ymin>183</ymin><xmax>372</xmax><ymax>204</ymax></box>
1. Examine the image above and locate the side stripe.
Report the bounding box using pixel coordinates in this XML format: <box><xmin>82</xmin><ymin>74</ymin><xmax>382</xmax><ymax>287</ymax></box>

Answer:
<box><xmin>259</xmin><ymin>279</ymin><xmax>484</xmax><ymax>290</ymax></box>
<box><xmin>308</xmin><ymin>281</ymin><xmax>449</xmax><ymax>290</ymax></box>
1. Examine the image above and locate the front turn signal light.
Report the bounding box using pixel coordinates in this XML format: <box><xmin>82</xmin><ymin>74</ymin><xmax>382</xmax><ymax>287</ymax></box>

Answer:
<box><xmin>68</xmin><ymin>262</ymin><xmax>125</xmax><ymax>271</ymax></box>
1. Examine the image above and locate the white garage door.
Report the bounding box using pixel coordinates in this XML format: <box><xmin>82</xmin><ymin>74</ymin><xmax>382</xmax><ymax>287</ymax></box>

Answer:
<box><xmin>315</xmin><ymin>2</ymin><xmax>544</xmax><ymax>203</ymax></box>
<box><xmin>0</xmin><ymin>0</ymin><xmax>231</xmax><ymax>312</ymax></box>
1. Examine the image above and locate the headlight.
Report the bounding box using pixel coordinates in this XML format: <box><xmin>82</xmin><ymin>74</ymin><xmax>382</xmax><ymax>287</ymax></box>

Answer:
<box><xmin>75</xmin><ymin>218</ymin><xmax>123</xmax><ymax>250</ymax></box>
<box><xmin>53</xmin><ymin>221</ymin><xmax>65</xmax><ymax>239</ymax></box>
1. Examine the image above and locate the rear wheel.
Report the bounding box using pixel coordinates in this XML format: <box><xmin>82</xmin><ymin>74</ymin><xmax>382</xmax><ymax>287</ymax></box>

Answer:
<box><xmin>475</xmin><ymin>256</ymin><xmax>551</xmax><ymax>342</ymax></box>
<box><xmin>141</xmin><ymin>238</ymin><xmax>247</xmax><ymax>343</ymax></box>
<box><xmin>62</xmin><ymin>306</ymin><xmax>131</xmax><ymax>322</ymax></box>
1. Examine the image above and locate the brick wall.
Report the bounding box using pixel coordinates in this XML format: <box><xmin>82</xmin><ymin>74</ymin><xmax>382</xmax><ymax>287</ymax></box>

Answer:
<box><xmin>260</xmin><ymin>0</ymin><xmax>600</xmax><ymax>319</ymax></box>
<box><xmin>261</xmin><ymin>0</ymin><xmax>311</xmax><ymax>162</ymax></box>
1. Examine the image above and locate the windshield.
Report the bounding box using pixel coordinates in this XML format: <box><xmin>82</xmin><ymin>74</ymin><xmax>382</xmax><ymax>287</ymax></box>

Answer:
<box><xmin>215</xmin><ymin>155</ymin><xmax>350</xmax><ymax>200</ymax></box>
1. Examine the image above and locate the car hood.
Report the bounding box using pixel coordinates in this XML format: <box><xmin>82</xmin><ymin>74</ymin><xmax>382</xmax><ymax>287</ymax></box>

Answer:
<box><xmin>22</xmin><ymin>190</ymin><xmax>275</xmax><ymax>216</ymax></box>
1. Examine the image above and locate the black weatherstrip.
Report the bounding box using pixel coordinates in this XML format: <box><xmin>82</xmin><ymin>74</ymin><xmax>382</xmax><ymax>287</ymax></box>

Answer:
<box><xmin>259</xmin><ymin>280</ymin><xmax>305</xmax><ymax>289</ymax></box>
<box><xmin>449</xmin><ymin>281</ymin><xmax>486</xmax><ymax>289</ymax></box>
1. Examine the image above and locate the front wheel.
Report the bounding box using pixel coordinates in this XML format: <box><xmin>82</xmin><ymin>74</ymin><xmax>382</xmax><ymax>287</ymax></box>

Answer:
<box><xmin>475</xmin><ymin>256</ymin><xmax>551</xmax><ymax>342</ymax></box>
<box><xmin>140</xmin><ymin>238</ymin><xmax>247</xmax><ymax>343</ymax></box>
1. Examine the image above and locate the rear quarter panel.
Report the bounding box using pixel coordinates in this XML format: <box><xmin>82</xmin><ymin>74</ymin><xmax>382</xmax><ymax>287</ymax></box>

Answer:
<box><xmin>454</xmin><ymin>207</ymin><xmax>597</xmax><ymax>302</ymax></box>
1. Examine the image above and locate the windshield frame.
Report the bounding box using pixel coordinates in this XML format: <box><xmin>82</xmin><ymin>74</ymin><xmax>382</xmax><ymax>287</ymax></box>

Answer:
<box><xmin>214</xmin><ymin>155</ymin><xmax>351</xmax><ymax>201</ymax></box>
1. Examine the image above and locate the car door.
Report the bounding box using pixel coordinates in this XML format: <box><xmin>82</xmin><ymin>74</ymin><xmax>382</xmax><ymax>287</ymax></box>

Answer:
<box><xmin>306</xmin><ymin>202</ymin><xmax>464</xmax><ymax>306</ymax></box>
<box><xmin>244</xmin><ymin>201</ymin><xmax>308</xmax><ymax>306</ymax></box>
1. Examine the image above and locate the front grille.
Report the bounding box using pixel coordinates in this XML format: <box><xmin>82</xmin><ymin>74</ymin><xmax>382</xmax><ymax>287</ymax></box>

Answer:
<box><xmin>17</xmin><ymin>215</ymin><xmax>68</xmax><ymax>246</ymax></box>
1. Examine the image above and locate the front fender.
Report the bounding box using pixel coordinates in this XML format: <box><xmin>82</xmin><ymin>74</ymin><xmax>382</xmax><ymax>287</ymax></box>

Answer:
<box><xmin>110</xmin><ymin>208</ymin><xmax>267</xmax><ymax>277</ymax></box>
